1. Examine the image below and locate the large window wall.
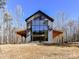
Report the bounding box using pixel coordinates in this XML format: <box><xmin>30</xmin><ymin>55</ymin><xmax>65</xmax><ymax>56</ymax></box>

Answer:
<box><xmin>31</xmin><ymin>16</ymin><xmax>48</xmax><ymax>41</ymax></box>
<box><xmin>32</xmin><ymin>17</ymin><xmax>48</xmax><ymax>32</ymax></box>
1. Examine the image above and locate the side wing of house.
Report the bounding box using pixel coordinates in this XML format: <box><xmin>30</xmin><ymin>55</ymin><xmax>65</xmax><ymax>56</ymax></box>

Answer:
<box><xmin>16</xmin><ymin>30</ymin><xmax>63</xmax><ymax>43</ymax></box>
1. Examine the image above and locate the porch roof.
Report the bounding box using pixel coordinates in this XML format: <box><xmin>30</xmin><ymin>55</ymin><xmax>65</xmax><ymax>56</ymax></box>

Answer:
<box><xmin>16</xmin><ymin>30</ymin><xmax>63</xmax><ymax>39</ymax></box>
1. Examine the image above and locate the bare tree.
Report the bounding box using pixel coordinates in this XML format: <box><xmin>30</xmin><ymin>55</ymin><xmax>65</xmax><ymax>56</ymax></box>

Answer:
<box><xmin>3</xmin><ymin>11</ymin><xmax>12</xmax><ymax>43</ymax></box>
<box><xmin>15</xmin><ymin>4</ymin><xmax>25</xmax><ymax>44</ymax></box>
<box><xmin>67</xmin><ymin>20</ymin><xmax>75</xmax><ymax>42</ymax></box>
<box><xmin>15</xmin><ymin>4</ymin><xmax>23</xmax><ymax>29</ymax></box>
<box><xmin>55</xmin><ymin>12</ymin><xmax>69</xmax><ymax>43</ymax></box>
<box><xmin>0</xmin><ymin>0</ymin><xmax>7</xmax><ymax>44</ymax></box>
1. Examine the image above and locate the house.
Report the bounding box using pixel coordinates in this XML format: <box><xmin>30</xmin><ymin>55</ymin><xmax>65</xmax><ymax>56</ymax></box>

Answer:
<box><xmin>16</xmin><ymin>10</ymin><xmax>63</xmax><ymax>44</ymax></box>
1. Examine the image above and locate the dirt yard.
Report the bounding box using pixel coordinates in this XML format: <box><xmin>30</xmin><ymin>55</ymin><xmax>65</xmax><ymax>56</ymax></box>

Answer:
<box><xmin>0</xmin><ymin>44</ymin><xmax>79</xmax><ymax>59</ymax></box>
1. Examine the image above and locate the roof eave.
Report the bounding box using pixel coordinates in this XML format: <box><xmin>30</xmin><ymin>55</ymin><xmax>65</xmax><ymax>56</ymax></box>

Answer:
<box><xmin>25</xmin><ymin>10</ymin><xmax>54</xmax><ymax>22</ymax></box>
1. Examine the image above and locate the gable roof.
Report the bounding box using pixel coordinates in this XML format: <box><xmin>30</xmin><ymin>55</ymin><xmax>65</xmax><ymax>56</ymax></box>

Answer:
<box><xmin>25</xmin><ymin>10</ymin><xmax>54</xmax><ymax>22</ymax></box>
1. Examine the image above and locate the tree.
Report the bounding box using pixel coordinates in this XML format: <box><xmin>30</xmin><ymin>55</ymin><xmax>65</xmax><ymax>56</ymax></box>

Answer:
<box><xmin>3</xmin><ymin>11</ymin><xmax>12</xmax><ymax>43</ymax></box>
<box><xmin>15</xmin><ymin>4</ymin><xmax>23</xmax><ymax>29</ymax></box>
<box><xmin>0</xmin><ymin>0</ymin><xmax>7</xmax><ymax>44</ymax></box>
<box><xmin>67</xmin><ymin>20</ymin><xmax>74</xmax><ymax>42</ymax></box>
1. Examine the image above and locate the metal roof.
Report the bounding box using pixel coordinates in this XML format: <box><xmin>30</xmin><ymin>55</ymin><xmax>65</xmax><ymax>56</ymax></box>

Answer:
<box><xmin>25</xmin><ymin>10</ymin><xmax>54</xmax><ymax>22</ymax></box>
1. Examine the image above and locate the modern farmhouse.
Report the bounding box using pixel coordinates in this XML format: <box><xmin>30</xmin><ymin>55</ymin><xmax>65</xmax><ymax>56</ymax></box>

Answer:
<box><xmin>17</xmin><ymin>10</ymin><xmax>63</xmax><ymax>44</ymax></box>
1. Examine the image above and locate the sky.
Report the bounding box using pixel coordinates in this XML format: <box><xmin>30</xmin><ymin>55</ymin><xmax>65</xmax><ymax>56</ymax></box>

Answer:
<box><xmin>3</xmin><ymin>0</ymin><xmax>79</xmax><ymax>27</ymax></box>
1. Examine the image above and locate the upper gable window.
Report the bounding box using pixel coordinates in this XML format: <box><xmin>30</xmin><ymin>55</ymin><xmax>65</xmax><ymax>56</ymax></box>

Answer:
<box><xmin>32</xmin><ymin>16</ymin><xmax>48</xmax><ymax>26</ymax></box>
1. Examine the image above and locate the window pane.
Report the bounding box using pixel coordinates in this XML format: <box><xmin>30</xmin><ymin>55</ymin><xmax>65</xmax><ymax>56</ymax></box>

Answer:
<box><xmin>32</xmin><ymin>26</ymin><xmax>36</xmax><ymax>32</ymax></box>
<box><xmin>40</xmin><ymin>20</ymin><xmax>44</xmax><ymax>25</ymax></box>
<box><xmin>36</xmin><ymin>26</ymin><xmax>39</xmax><ymax>32</ymax></box>
<box><xmin>32</xmin><ymin>20</ymin><xmax>36</xmax><ymax>25</ymax></box>
<box><xmin>44</xmin><ymin>20</ymin><xmax>48</xmax><ymax>25</ymax></box>
<box><xmin>36</xmin><ymin>21</ymin><xmax>39</xmax><ymax>25</ymax></box>
<box><xmin>39</xmin><ymin>26</ymin><xmax>43</xmax><ymax>31</ymax></box>
<box><xmin>44</xmin><ymin>26</ymin><xmax>48</xmax><ymax>30</ymax></box>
